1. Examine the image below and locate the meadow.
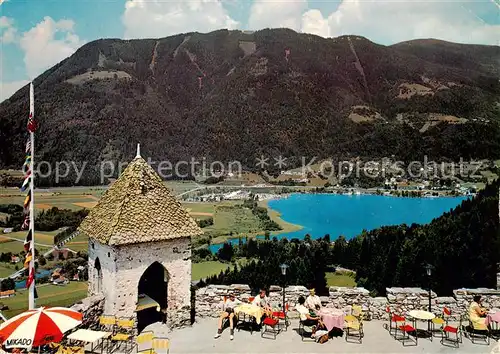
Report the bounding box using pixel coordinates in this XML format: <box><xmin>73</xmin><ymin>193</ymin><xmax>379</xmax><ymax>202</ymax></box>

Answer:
<box><xmin>0</xmin><ymin>282</ymin><xmax>88</xmax><ymax>318</ymax></box>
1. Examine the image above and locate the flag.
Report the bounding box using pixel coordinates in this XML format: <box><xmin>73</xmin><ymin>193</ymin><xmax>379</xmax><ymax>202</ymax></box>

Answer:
<box><xmin>20</xmin><ymin>171</ymin><xmax>31</xmax><ymax>192</ymax></box>
<box><xmin>24</xmin><ymin>229</ymin><xmax>32</xmax><ymax>251</ymax></box>
<box><xmin>24</xmin><ymin>251</ymin><xmax>32</xmax><ymax>269</ymax></box>
<box><xmin>21</xmin><ymin>214</ymin><xmax>29</xmax><ymax>230</ymax></box>
<box><xmin>23</xmin><ymin>192</ymin><xmax>31</xmax><ymax>209</ymax></box>
<box><xmin>27</xmin><ymin>112</ymin><xmax>37</xmax><ymax>133</ymax></box>
<box><xmin>26</xmin><ymin>267</ymin><xmax>35</xmax><ymax>288</ymax></box>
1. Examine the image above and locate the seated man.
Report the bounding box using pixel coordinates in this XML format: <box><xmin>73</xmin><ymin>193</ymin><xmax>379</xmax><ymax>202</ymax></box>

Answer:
<box><xmin>469</xmin><ymin>295</ymin><xmax>488</xmax><ymax>330</ymax></box>
<box><xmin>252</xmin><ymin>288</ymin><xmax>273</xmax><ymax>314</ymax></box>
<box><xmin>296</xmin><ymin>295</ymin><xmax>324</xmax><ymax>329</ymax></box>
<box><xmin>305</xmin><ymin>288</ymin><xmax>322</xmax><ymax>310</ymax></box>
<box><xmin>215</xmin><ymin>293</ymin><xmax>241</xmax><ymax>340</ymax></box>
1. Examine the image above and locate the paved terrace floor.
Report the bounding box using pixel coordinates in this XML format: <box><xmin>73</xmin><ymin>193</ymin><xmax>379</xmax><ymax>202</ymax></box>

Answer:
<box><xmin>146</xmin><ymin>318</ymin><xmax>500</xmax><ymax>354</ymax></box>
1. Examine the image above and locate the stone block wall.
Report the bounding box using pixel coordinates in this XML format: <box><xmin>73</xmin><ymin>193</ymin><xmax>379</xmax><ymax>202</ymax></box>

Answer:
<box><xmin>195</xmin><ymin>285</ymin><xmax>500</xmax><ymax>322</ymax></box>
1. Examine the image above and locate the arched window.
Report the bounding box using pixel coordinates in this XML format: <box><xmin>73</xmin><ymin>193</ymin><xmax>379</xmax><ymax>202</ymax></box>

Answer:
<box><xmin>94</xmin><ymin>257</ymin><xmax>102</xmax><ymax>294</ymax></box>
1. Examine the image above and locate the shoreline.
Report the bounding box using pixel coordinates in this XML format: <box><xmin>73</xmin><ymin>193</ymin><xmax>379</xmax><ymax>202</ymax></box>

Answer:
<box><xmin>208</xmin><ymin>198</ymin><xmax>304</xmax><ymax>245</ymax></box>
<box><xmin>207</xmin><ymin>192</ymin><xmax>469</xmax><ymax>247</ymax></box>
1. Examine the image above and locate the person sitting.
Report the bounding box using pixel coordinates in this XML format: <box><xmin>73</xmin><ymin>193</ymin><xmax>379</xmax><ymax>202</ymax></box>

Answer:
<box><xmin>252</xmin><ymin>288</ymin><xmax>272</xmax><ymax>314</ymax></box>
<box><xmin>214</xmin><ymin>293</ymin><xmax>241</xmax><ymax>340</ymax></box>
<box><xmin>296</xmin><ymin>295</ymin><xmax>324</xmax><ymax>330</ymax></box>
<box><xmin>468</xmin><ymin>295</ymin><xmax>488</xmax><ymax>330</ymax></box>
<box><xmin>305</xmin><ymin>288</ymin><xmax>322</xmax><ymax>310</ymax></box>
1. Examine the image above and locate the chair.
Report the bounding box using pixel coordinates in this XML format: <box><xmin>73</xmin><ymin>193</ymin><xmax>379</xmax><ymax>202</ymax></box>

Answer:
<box><xmin>431</xmin><ymin>307</ymin><xmax>450</xmax><ymax>338</ymax></box>
<box><xmin>261</xmin><ymin>314</ymin><xmax>280</xmax><ymax>340</ymax></box>
<box><xmin>298</xmin><ymin>320</ymin><xmax>316</xmax><ymax>341</ymax></box>
<box><xmin>440</xmin><ymin>314</ymin><xmax>464</xmax><ymax>348</ymax></box>
<box><xmin>152</xmin><ymin>337</ymin><xmax>170</xmax><ymax>354</ymax></box>
<box><xmin>386</xmin><ymin>307</ymin><xmax>406</xmax><ymax>337</ymax></box>
<box><xmin>352</xmin><ymin>305</ymin><xmax>363</xmax><ymax>319</ymax></box>
<box><xmin>395</xmin><ymin>317</ymin><xmax>417</xmax><ymax>346</ymax></box>
<box><xmin>111</xmin><ymin>317</ymin><xmax>135</xmax><ymax>352</ymax></box>
<box><xmin>272</xmin><ymin>303</ymin><xmax>290</xmax><ymax>331</ymax></box>
<box><xmin>464</xmin><ymin>316</ymin><xmax>490</xmax><ymax>345</ymax></box>
<box><xmin>99</xmin><ymin>314</ymin><xmax>117</xmax><ymax>332</ymax></box>
<box><xmin>345</xmin><ymin>314</ymin><xmax>364</xmax><ymax>343</ymax></box>
<box><xmin>136</xmin><ymin>331</ymin><xmax>154</xmax><ymax>354</ymax></box>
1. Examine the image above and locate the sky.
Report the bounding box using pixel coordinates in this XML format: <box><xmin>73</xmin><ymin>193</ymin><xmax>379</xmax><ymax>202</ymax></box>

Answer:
<box><xmin>0</xmin><ymin>0</ymin><xmax>499</xmax><ymax>102</ymax></box>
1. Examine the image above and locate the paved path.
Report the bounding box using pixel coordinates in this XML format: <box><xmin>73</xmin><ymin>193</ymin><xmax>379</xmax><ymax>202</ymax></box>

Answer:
<box><xmin>145</xmin><ymin>318</ymin><xmax>498</xmax><ymax>354</ymax></box>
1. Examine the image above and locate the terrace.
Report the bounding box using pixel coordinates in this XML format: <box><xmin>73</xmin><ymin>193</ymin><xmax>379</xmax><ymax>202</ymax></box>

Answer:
<box><xmin>149</xmin><ymin>317</ymin><xmax>499</xmax><ymax>354</ymax></box>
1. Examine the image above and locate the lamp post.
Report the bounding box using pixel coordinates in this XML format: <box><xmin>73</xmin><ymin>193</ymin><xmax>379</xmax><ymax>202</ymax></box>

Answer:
<box><xmin>280</xmin><ymin>264</ymin><xmax>288</xmax><ymax>315</ymax></box>
<box><xmin>425</xmin><ymin>264</ymin><xmax>432</xmax><ymax>313</ymax></box>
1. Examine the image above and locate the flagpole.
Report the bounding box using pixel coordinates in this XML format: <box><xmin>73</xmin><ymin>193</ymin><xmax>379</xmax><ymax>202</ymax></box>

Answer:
<box><xmin>28</xmin><ymin>82</ymin><xmax>36</xmax><ymax>310</ymax></box>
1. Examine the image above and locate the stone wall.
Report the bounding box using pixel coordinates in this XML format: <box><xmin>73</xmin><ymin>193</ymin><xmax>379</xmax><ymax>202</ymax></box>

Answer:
<box><xmin>114</xmin><ymin>237</ymin><xmax>191</xmax><ymax>328</ymax></box>
<box><xmin>195</xmin><ymin>285</ymin><xmax>500</xmax><ymax>321</ymax></box>
<box><xmin>88</xmin><ymin>237</ymin><xmax>191</xmax><ymax>329</ymax></box>
<box><xmin>70</xmin><ymin>294</ymin><xmax>104</xmax><ymax>329</ymax></box>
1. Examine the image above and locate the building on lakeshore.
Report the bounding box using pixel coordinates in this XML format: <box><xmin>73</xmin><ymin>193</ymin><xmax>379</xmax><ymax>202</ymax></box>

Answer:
<box><xmin>78</xmin><ymin>146</ymin><xmax>203</xmax><ymax>331</ymax></box>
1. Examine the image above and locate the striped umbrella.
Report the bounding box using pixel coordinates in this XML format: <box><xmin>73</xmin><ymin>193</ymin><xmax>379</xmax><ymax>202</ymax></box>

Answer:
<box><xmin>0</xmin><ymin>307</ymin><xmax>82</xmax><ymax>349</ymax></box>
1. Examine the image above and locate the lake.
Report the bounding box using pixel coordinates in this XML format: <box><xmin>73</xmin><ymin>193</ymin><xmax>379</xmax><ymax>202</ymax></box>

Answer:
<box><xmin>208</xmin><ymin>193</ymin><xmax>469</xmax><ymax>253</ymax></box>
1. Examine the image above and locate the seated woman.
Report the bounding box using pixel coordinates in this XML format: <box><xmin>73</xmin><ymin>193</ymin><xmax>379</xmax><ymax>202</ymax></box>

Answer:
<box><xmin>296</xmin><ymin>296</ymin><xmax>324</xmax><ymax>330</ymax></box>
<box><xmin>469</xmin><ymin>295</ymin><xmax>488</xmax><ymax>330</ymax></box>
<box><xmin>214</xmin><ymin>293</ymin><xmax>241</xmax><ymax>340</ymax></box>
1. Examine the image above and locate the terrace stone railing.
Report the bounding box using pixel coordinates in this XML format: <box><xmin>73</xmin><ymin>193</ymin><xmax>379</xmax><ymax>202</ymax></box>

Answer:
<box><xmin>195</xmin><ymin>285</ymin><xmax>500</xmax><ymax>321</ymax></box>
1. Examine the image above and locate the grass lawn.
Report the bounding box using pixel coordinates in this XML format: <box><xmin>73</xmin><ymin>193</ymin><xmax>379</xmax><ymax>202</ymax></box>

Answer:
<box><xmin>0</xmin><ymin>262</ymin><xmax>17</xmax><ymax>278</ymax></box>
<box><xmin>325</xmin><ymin>272</ymin><xmax>357</xmax><ymax>287</ymax></box>
<box><xmin>65</xmin><ymin>233</ymin><xmax>89</xmax><ymax>252</ymax></box>
<box><xmin>192</xmin><ymin>259</ymin><xmax>249</xmax><ymax>280</ymax></box>
<box><xmin>205</xmin><ymin>206</ymin><xmax>262</xmax><ymax>243</ymax></box>
<box><xmin>1</xmin><ymin>281</ymin><xmax>88</xmax><ymax>318</ymax></box>
<box><xmin>6</xmin><ymin>230</ymin><xmax>59</xmax><ymax>245</ymax></box>
<box><xmin>0</xmin><ymin>238</ymin><xmax>50</xmax><ymax>254</ymax></box>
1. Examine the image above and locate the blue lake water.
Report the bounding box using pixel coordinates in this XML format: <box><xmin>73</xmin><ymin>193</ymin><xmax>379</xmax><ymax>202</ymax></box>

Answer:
<box><xmin>208</xmin><ymin>194</ymin><xmax>469</xmax><ymax>253</ymax></box>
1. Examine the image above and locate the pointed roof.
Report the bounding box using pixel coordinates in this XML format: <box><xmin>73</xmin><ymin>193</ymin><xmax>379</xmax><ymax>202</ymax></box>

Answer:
<box><xmin>78</xmin><ymin>156</ymin><xmax>203</xmax><ymax>246</ymax></box>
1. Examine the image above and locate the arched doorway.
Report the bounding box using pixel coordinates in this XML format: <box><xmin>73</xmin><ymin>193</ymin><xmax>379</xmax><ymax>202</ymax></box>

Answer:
<box><xmin>137</xmin><ymin>262</ymin><xmax>169</xmax><ymax>333</ymax></box>
<box><xmin>94</xmin><ymin>258</ymin><xmax>102</xmax><ymax>294</ymax></box>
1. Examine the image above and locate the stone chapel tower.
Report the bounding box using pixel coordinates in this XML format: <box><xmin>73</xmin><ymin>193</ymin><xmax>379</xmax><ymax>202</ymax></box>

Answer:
<box><xmin>78</xmin><ymin>146</ymin><xmax>203</xmax><ymax>330</ymax></box>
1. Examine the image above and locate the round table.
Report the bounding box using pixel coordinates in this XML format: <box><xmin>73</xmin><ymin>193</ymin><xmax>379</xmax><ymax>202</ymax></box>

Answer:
<box><xmin>319</xmin><ymin>308</ymin><xmax>344</xmax><ymax>331</ymax></box>
<box><xmin>487</xmin><ymin>310</ymin><xmax>500</xmax><ymax>327</ymax></box>
<box><xmin>408</xmin><ymin>310</ymin><xmax>435</xmax><ymax>338</ymax></box>
<box><xmin>408</xmin><ymin>310</ymin><xmax>435</xmax><ymax>321</ymax></box>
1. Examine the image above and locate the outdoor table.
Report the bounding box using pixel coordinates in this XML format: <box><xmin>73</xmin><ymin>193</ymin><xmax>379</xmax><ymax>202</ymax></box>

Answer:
<box><xmin>318</xmin><ymin>308</ymin><xmax>344</xmax><ymax>331</ymax></box>
<box><xmin>136</xmin><ymin>294</ymin><xmax>160</xmax><ymax>312</ymax></box>
<box><xmin>234</xmin><ymin>303</ymin><xmax>265</xmax><ymax>324</ymax></box>
<box><xmin>408</xmin><ymin>310</ymin><xmax>435</xmax><ymax>338</ymax></box>
<box><xmin>67</xmin><ymin>329</ymin><xmax>111</xmax><ymax>354</ymax></box>
<box><xmin>487</xmin><ymin>309</ymin><xmax>500</xmax><ymax>337</ymax></box>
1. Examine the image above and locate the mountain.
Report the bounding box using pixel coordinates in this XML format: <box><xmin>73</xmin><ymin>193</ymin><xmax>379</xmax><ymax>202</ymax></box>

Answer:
<box><xmin>1</xmin><ymin>29</ymin><xmax>500</xmax><ymax>183</ymax></box>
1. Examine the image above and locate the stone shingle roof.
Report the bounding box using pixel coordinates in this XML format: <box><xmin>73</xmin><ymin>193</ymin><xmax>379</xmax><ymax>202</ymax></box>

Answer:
<box><xmin>78</xmin><ymin>156</ymin><xmax>203</xmax><ymax>246</ymax></box>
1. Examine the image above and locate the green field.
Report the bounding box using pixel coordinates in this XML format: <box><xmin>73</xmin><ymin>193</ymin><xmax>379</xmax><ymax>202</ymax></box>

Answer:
<box><xmin>0</xmin><ymin>262</ymin><xmax>17</xmax><ymax>278</ymax></box>
<box><xmin>0</xmin><ymin>282</ymin><xmax>88</xmax><ymax>318</ymax></box>
<box><xmin>6</xmin><ymin>230</ymin><xmax>59</xmax><ymax>245</ymax></box>
<box><xmin>204</xmin><ymin>206</ymin><xmax>262</xmax><ymax>243</ymax></box>
<box><xmin>192</xmin><ymin>259</ymin><xmax>250</xmax><ymax>280</ymax></box>
<box><xmin>325</xmin><ymin>272</ymin><xmax>357</xmax><ymax>287</ymax></box>
<box><xmin>64</xmin><ymin>233</ymin><xmax>89</xmax><ymax>252</ymax></box>
<box><xmin>0</xmin><ymin>238</ymin><xmax>51</xmax><ymax>255</ymax></box>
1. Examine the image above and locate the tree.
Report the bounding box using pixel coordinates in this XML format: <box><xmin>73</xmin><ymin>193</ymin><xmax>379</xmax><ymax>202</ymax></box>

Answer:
<box><xmin>38</xmin><ymin>255</ymin><xmax>47</xmax><ymax>266</ymax></box>
<box><xmin>0</xmin><ymin>278</ymin><xmax>15</xmax><ymax>291</ymax></box>
<box><xmin>217</xmin><ymin>243</ymin><xmax>234</xmax><ymax>262</ymax></box>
